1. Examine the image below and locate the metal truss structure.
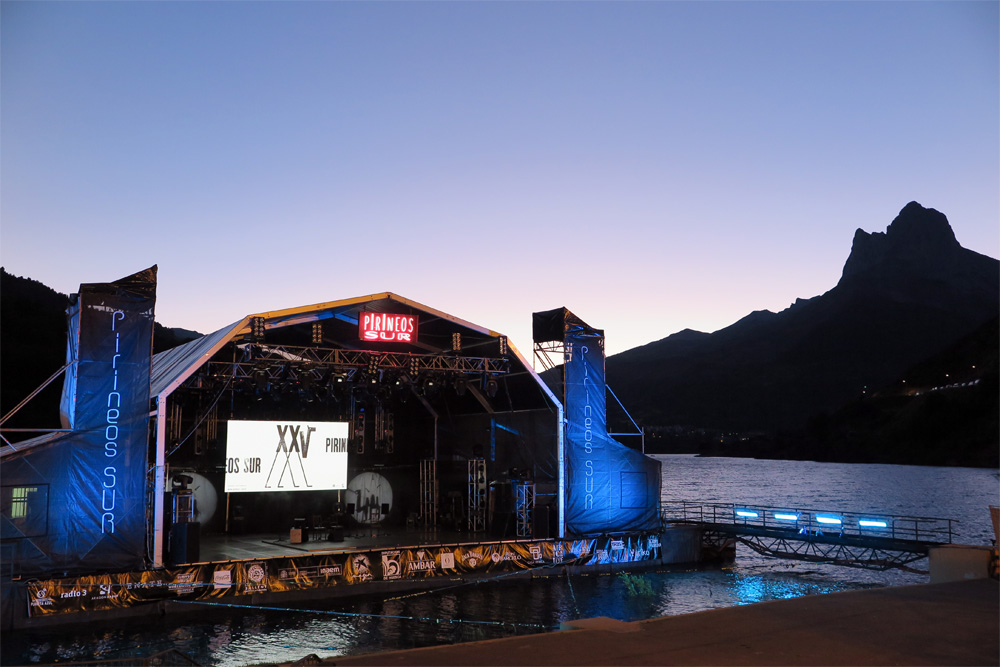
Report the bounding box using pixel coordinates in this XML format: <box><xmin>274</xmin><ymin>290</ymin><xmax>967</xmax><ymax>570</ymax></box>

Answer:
<box><xmin>203</xmin><ymin>343</ymin><xmax>510</xmax><ymax>388</ymax></box>
<box><xmin>533</xmin><ymin>340</ymin><xmax>566</xmax><ymax>373</ymax></box>
<box><xmin>666</xmin><ymin>501</ymin><xmax>955</xmax><ymax>573</ymax></box>
<box><xmin>419</xmin><ymin>459</ymin><xmax>438</xmax><ymax>528</ymax></box>
<box><xmin>515</xmin><ymin>481</ymin><xmax>535</xmax><ymax>538</ymax></box>
<box><xmin>467</xmin><ymin>458</ymin><xmax>487</xmax><ymax>532</ymax></box>
<box><xmin>703</xmin><ymin>529</ymin><xmax>930</xmax><ymax>572</ymax></box>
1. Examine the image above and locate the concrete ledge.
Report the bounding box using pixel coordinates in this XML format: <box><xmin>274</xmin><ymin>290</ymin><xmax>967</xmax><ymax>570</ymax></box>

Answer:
<box><xmin>559</xmin><ymin>616</ymin><xmax>640</xmax><ymax>633</ymax></box>
<box><xmin>929</xmin><ymin>544</ymin><xmax>996</xmax><ymax>583</ymax></box>
<box><xmin>322</xmin><ymin>579</ymin><xmax>999</xmax><ymax>666</ymax></box>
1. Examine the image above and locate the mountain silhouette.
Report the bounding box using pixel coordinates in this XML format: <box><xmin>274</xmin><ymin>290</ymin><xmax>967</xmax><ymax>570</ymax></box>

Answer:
<box><xmin>606</xmin><ymin>202</ymin><xmax>999</xmax><ymax>442</ymax></box>
<box><xmin>0</xmin><ymin>268</ymin><xmax>200</xmax><ymax>437</ymax></box>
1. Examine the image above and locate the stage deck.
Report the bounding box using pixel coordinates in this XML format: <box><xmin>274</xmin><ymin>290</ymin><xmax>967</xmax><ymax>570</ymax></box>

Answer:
<box><xmin>197</xmin><ymin>525</ymin><xmax>491</xmax><ymax>564</ymax></box>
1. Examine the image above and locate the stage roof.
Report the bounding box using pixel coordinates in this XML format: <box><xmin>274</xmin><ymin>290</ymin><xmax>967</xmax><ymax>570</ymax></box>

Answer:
<box><xmin>151</xmin><ymin>291</ymin><xmax>540</xmax><ymax>402</ymax></box>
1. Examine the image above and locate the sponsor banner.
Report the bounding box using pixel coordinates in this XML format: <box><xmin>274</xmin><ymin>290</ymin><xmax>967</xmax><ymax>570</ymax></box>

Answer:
<box><xmin>27</xmin><ymin>535</ymin><xmax>662</xmax><ymax>616</ymax></box>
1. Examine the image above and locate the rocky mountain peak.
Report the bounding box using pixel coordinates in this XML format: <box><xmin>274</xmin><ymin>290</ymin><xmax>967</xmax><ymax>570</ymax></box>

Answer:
<box><xmin>840</xmin><ymin>201</ymin><xmax>961</xmax><ymax>282</ymax></box>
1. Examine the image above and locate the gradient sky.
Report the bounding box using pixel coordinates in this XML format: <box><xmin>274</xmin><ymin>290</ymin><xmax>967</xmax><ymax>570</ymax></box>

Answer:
<box><xmin>2</xmin><ymin>1</ymin><xmax>997</xmax><ymax>357</ymax></box>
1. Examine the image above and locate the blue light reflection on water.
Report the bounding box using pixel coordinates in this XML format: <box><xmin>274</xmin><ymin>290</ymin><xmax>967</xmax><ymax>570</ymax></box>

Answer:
<box><xmin>4</xmin><ymin>456</ymin><xmax>997</xmax><ymax>666</ymax></box>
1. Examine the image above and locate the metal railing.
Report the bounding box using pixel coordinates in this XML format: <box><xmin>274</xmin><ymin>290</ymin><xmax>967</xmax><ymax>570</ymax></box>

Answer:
<box><xmin>662</xmin><ymin>501</ymin><xmax>956</xmax><ymax>545</ymax></box>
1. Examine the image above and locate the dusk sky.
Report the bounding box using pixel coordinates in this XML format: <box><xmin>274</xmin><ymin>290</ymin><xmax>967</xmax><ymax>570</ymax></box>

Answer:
<box><xmin>2</xmin><ymin>1</ymin><xmax>997</xmax><ymax>357</ymax></box>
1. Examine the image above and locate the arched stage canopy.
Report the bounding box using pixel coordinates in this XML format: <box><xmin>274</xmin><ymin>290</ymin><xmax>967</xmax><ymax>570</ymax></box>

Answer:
<box><xmin>2</xmin><ymin>273</ymin><xmax>660</xmax><ymax>579</ymax></box>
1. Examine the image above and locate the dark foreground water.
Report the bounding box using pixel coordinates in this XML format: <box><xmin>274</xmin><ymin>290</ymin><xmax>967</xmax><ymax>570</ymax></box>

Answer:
<box><xmin>4</xmin><ymin>456</ymin><xmax>997</xmax><ymax>666</ymax></box>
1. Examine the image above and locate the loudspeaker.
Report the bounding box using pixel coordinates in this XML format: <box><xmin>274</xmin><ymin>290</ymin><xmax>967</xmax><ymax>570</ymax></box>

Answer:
<box><xmin>346</xmin><ymin>503</ymin><xmax>356</xmax><ymax>514</ymax></box>
<box><xmin>381</xmin><ymin>503</ymin><xmax>390</xmax><ymax>515</ymax></box>
<box><xmin>169</xmin><ymin>522</ymin><xmax>200</xmax><ymax>565</ymax></box>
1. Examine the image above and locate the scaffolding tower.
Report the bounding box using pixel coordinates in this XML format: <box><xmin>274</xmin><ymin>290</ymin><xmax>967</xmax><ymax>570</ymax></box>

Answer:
<box><xmin>419</xmin><ymin>459</ymin><xmax>438</xmax><ymax>527</ymax></box>
<box><xmin>467</xmin><ymin>458</ymin><xmax>487</xmax><ymax>532</ymax></box>
<box><xmin>515</xmin><ymin>480</ymin><xmax>535</xmax><ymax>538</ymax></box>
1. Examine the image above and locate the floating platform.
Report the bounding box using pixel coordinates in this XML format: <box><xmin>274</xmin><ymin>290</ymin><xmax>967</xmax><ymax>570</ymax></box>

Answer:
<box><xmin>5</xmin><ymin>526</ymin><xmax>702</xmax><ymax>630</ymax></box>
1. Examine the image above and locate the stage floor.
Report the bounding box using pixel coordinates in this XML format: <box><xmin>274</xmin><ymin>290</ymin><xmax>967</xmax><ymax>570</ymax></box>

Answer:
<box><xmin>196</xmin><ymin>524</ymin><xmax>496</xmax><ymax>564</ymax></box>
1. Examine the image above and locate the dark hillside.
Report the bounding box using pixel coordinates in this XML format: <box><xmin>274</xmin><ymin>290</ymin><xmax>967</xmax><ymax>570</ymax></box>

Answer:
<box><xmin>0</xmin><ymin>269</ymin><xmax>70</xmax><ymax>432</ymax></box>
<box><xmin>0</xmin><ymin>268</ymin><xmax>200</xmax><ymax>438</ymax></box>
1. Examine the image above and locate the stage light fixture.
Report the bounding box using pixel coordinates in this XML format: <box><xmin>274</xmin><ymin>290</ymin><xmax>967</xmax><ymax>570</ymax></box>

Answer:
<box><xmin>452</xmin><ymin>333</ymin><xmax>461</xmax><ymax>351</ymax></box>
<box><xmin>251</xmin><ymin>316</ymin><xmax>266</xmax><ymax>342</ymax></box>
<box><xmin>311</xmin><ymin>322</ymin><xmax>323</xmax><ymax>345</ymax></box>
<box><xmin>774</xmin><ymin>512</ymin><xmax>800</xmax><ymax>521</ymax></box>
<box><xmin>455</xmin><ymin>377</ymin><xmax>467</xmax><ymax>396</ymax></box>
<box><xmin>735</xmin><ymin>509</ymin><xmax>759</xmax><ymax>518</ymax></box>
<box><xmin>815</xmin><ymin>515</ymin><xmax>842</xmax><ymax>525</ymax></box>
<box><xmin>484</xmin><ymin>377</ymin><xmax>498</xmax><ymax>398</ymax></box>
<box><xmin>499</xmin><ymin>336</ymin><xmax>507</xmax><ymax>355</ymax></box>
<box><xmin>859</xmin><ymin>519</ymin><xmax>888</xmax><ymax>529</ymax></box>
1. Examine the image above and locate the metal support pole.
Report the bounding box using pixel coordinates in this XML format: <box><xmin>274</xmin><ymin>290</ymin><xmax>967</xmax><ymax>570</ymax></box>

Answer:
<box><xmin>152</xmin><ymin>396</ymin><xmax>167</xmax><ymax>568</ymax></box>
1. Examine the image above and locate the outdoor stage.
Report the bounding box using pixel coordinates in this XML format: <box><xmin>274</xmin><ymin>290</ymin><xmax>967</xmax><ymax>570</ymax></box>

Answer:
<box><xmin>2</xmin><ymin>276</ymin><xmax>666</xmax><ymax>632</ymax></box>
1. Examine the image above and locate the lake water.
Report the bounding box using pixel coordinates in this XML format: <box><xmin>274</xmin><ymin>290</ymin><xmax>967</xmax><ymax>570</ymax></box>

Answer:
<box><xmin>4</xmin><ymin>456</ymin><xmax>997</xmax><ymax>666</ymax></box>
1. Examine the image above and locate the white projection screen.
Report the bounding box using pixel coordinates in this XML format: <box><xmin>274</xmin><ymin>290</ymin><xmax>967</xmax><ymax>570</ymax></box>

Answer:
<box><xmin>224</xmin><ymin>420</ymin><xmax>349</xmax><ymax>493</ymax></box>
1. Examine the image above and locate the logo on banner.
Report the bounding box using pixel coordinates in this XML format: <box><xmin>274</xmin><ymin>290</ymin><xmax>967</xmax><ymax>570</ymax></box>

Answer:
<box><xmin>611</xmin><ymin>539</ymin><xmax>625</xmax><ymax>551</ymax></box>
<box><xmin>351</xmin><ymin>555</ymin><xmax>373</xmax><ymax>581</ymax></box>
<box><xmin>529</xmin><ymin>544</ymin><xmax>543</xmax><ymax>562</ymax></box>
<box><xmin>92</xmin><ymin>582</ymin><xmax>120</xmax><ymax>601</ymax></box>
<box><xmin>381</xmin><ymin>551</ymin><xmax>402</xmax><ymax>580</ymax></box>
<box><xmin>214</xmin><ymin>570</ymin><xmax>233</xmax><ymax>590</ymax></box>
<box><xmin>100</xmin><ymin>308</ymin><xmax>127</xmax><ymax>535</ymax></box>
<box><xmin>58</xmin><ymin>588</ymin><xmax>87</xmax><ymax>599</ymax></box>
<box><xmin>490</xmin><ymin>549</ymin><xmax>521</xmax><ymax>564</ymax></box>
<box><xmin>648</xmin><ymin>536</ymin><xmax>660</xmax><ymax>549</ymax></box>
<box><xmin>359</xmin><ymin>313</ymin><xmax>417</xmax><ymax>343</ymax></box>
<box><xmin>170</xmin><ymin>573</ymin><xmax>197</xmax><ymax>595</ymax></box>
<box><xmin>440</xmin><ymin>552</ymin><xmax>455</xmax><ymax>569</ymax></box>
<box><xmin>406</xmin><ymin>550</ymin><xmax>437</xmax><ymax>574</ymax></box>
<box><xmin>463</xmin><ymin>551</ymin><xmax>484</xmax><ymax>568</ymax></box>
<box><xmin>29</xmin><ymin>587</ymin><xmax>53</xmax><ymax>609</ymax></box>
<box><xmin>242</xmin><ymin>562</ymin><xmax>268</xmax><ymax>593</ymax></box>
<box><xmin>320</xmin><ymin>564</ymin><xmax>343</xmax><ymax>578</ymax></box>
<box><xmin>553</xmin><ymin>543</ymin><xmax>565</xmax><ymax>563</ymax></box>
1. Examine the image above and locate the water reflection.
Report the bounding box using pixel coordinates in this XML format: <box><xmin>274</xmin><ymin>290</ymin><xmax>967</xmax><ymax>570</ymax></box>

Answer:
<box><xmin>5</xmin><ymin>457</ymin><xmax>996</xmax><ymax>666</ymax></box>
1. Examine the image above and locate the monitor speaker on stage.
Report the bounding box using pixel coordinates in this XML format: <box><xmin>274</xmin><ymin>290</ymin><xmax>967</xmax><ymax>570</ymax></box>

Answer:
<box><xmin>169</xmin><ymin>522</ymin><xmax>200</xmax><ymax>565</ymax></box>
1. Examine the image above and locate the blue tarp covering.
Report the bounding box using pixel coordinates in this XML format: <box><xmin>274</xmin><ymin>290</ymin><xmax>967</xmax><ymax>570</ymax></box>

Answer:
<box><xmin>3</xmin><ymin>267</ymin><xmax>156</xmax><ymax>576</ymax></box>
<box><xmin>552</xmin><ymin>310</ymin><xmax>660</xmax><ymax>536</ymax></box>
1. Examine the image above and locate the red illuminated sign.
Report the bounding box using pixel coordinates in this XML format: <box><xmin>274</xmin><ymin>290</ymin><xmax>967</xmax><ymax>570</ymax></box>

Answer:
<box><xmin>359</xmin><ymin>313</ymin><xmax>417</xmax><ymax>343</ymax></box>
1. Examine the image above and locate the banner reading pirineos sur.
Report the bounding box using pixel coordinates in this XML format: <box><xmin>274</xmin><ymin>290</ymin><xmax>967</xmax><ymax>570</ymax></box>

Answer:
<box><xmin>54</xmin><ymin>267</ymin><xmax>156</xmax><ymax>572</ymax></box>
<box><xmin>564</xmin><ymin>327</ymin><xmax>614</xmax><ymax>534</ymax></box>
<box><xmin>564</xmin><ymin>323</ymin><xmax>661</xmax><ymax>534</ymax></box>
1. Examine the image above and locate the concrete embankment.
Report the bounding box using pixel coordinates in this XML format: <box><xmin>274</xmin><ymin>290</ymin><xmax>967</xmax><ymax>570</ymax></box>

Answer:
<box><xmin>293</xmin><ymin>579</ymin><xmax>998</xmax><ymax>666</ymax></box>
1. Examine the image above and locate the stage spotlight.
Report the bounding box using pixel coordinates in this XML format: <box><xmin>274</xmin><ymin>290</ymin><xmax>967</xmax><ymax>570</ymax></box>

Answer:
<box><xmin>251</xmin><ymin>316</ymin><xmax>266</xmax><ymax>342</ymax></box>
<box><xmin>452</xmin><ymin>332</ymin><xmax>461</xmax><ymax>351</ymax></box>
<box><xmin>311</xmin><ymin>321</ymin><xmax>323</xmax><ymax>345</ymax></box>
<box><xmin>499</xmin><ymin>336</ymin><xmax>508</xmax><ymax>355</ymax></box>
<box><xmin>484</xmin><ymin>377</ymin><xmax>498</xmax><ymax>398</ymax></box>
